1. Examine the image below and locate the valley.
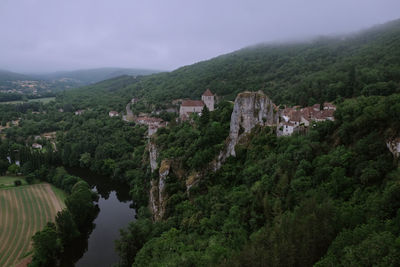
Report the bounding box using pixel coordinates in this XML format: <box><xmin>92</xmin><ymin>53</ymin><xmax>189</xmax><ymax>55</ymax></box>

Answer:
<box><xmin>0</xmin><ymin>17</ymin><xmax>399</xmax><ymax>267</ymax></box>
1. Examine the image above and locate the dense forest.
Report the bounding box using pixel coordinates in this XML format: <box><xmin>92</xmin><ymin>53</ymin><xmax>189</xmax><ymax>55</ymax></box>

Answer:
<box><xmin>0</xmin><ymin>18</ymin><xmax>400</xmax><ymax>266</ymax></box>
<box><xmin>116</xmin><ymin>94</ymin><xmax>400</xmax><ymax>266</ymax></box>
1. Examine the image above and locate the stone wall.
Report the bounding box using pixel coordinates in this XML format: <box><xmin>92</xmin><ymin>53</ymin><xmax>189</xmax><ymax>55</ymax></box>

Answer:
<box><xmin>179</xmin><ymin>105</ymin><xmax>204</xmax><ymax>117</ymax></box>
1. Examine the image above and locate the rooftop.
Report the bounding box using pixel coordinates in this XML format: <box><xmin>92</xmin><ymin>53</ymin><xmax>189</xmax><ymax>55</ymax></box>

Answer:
<box><xmin>181</xmin><ymin>100</ymin><xmax>205</xmax><ymax>107</ymax></box>
<box><xmin>202</xmin><ymin>89</ymin><xmax>214</xmax><ymax>96</ymax></box>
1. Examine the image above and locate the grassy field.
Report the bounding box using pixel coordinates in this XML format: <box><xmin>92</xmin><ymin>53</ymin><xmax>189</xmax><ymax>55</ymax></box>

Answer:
<box><xmin>0</xmin><ymin>176</ymin><xmax>28</xmax><ymax>188</ymax></box>
<box><xmin>0</xmin><ymin>183</ymin><xmax>65</xmax><ymax>267</ymax></box>
<box><xmin>0</xmin><ymin>97</ymin><xmax>56</xmax><ymax>105</ymax></box>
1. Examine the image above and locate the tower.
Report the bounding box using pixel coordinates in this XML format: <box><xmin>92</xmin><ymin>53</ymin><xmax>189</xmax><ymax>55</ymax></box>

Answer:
<box><xmin>201</xmin><ymin>89</ymin><xmax>214</xmax><ymax>111</ymax></box>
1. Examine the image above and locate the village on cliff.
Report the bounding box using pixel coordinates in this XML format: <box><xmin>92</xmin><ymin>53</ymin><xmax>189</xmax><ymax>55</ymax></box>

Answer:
<box><xmin>108</xmin><ymin>89</ymin><xmax>336</xmax><ymax>137</ymax></box>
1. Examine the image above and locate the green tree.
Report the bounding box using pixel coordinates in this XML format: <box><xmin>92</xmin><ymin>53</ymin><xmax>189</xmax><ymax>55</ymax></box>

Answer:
<box><xmin>65</xmin><ymin>181</ymin><xmax>98</xmax><ymax>231</ymax></box>
<box><xmin>79</xmin><ymin>152</ymin><xmax>91</xmax><ymax>168</ymax></box>
<box><xmin>7</xmin><ymin>163</ymin><xmax>20</xmax><ymax>175</ymax></box>
<box><xmin>200</xmin><ymin>105</ymin><xmax>210</xmax><ymax>127</ymax></box>
<box><xmin>0</xmin><ymin>159</ymin><xmax>8</xmax><ymax>175</ymax></box>
<box><xmin>30</xmin><ymin>223</ymin><xmax>62</xmax><ymax>267</ymax></box>
<box><xmin>55</xmin><ymin>209</ymin><xmax>80</xmax><ymax>245</ymax></box>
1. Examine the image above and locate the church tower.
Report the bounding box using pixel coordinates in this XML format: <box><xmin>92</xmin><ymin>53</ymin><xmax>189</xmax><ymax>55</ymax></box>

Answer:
<box><xmin>201</xmin><ymin>89</ymin><xmax>214</xmax><ymax>111</ymax></box>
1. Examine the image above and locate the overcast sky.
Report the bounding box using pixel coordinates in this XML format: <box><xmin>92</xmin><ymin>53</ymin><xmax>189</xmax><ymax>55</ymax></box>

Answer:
<box><xmin>1</xmin><ymin>0</ymin><xmax>399</xmax><ymax>73</ymax></box>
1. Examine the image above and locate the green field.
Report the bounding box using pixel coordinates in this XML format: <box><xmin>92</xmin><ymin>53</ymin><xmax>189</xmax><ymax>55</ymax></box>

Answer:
<box><xmin>0</xmin><ymin>176</ymin><xmax>28</xmax><ymax>188</ymax></box>
<box><xmin>0</xmin><ymin>97</ymin><xmax>56</xmax><ymax>105</ymax></box>
<box><xmin>0</xmin><ymin>183</ymin><xmax>65</xmax><ymax>266</ymax></box>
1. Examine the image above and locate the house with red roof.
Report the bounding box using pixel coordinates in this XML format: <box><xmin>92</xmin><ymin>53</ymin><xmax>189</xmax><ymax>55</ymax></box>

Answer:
<box><xmin>278</xmin><ymin>102</ymin><xmax>336</xmax><ymax>136</ymax></box>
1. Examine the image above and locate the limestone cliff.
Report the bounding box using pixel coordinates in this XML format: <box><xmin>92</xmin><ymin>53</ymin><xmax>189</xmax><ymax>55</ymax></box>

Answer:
<box><xmin>387</xmin><ymin>137</ymin><xmax>400</xmax><ymax>158</ymax></box>
<box><xmin>215</xmin><ymin>91</ymin><xmax>279</xmax><ymax>169</ymax></box>
<box><xmin>149</xmin><ymin>159</ymin><xmax>171</xmax><ymax>221</ymax></box>
<box><xmin>149</xmin><ymin>139</ymin><xmax>158</xmax><ymax>172</ymax></box>
<box><xmin>150</xmin><ymin>90</ymin><xmax>280</xmax><ymax>215</ymax></box>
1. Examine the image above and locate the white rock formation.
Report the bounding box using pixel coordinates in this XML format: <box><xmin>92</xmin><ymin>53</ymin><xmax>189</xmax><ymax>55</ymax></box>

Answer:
<box><xmin>387</xmin><ymin>137</ymin><xmax>400</xmax><ymax>158</ymax></box>
<box><xmin>214</xmin><ymin>91</ymin><xmax>279</xmax><ymax>170</ymax></box>
<box><xmin>149</xmin><ymin>140</ymin><xmax>158</xmax><ymax>172</ymax></box>
<box><xmin>149</xmin><ymin>159</ymin><xmax>171</xmax><ymax>221</ymax></box>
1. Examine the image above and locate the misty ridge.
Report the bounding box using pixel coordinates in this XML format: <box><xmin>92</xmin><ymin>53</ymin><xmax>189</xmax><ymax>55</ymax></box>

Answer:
<box><xmin>1</xmin><ymin>17</ymin><xmax>400</xmax><ymax>104</ymax></box>
<box><xmin>1</xmin><ymin>0</ymin><xmax>400</xmax><ymax>73</ymax></box>
<box><xmin>1</xmin><ymin>16</ymin><xmax>398</xmax><ymax>77</ymax></box>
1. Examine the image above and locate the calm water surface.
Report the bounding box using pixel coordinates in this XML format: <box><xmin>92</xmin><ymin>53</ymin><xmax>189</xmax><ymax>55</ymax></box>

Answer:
<box><xmin>67</xmin><ymin>168</ymin><xmax>136</xmax><ymax>267</ymax></box>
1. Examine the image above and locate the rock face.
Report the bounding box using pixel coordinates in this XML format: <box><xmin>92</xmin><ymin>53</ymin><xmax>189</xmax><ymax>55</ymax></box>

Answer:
<box><xmin>149</xmin><ymin>159</ymin><xmax>171</xmax><ymax>221</ymax></box>
<box><xmin>150</xmin><ymin>90</ymin><xmax>280</xmax><ymax>217</ymax></box>
<box><xmin>149</xmin><ymin>139</ymin><xmax>158</xmax><ymax>172</ymax></box>
<box><xmin>387</xmin><ymin>137</ymin><xmax>400</xmax><ymax>158</ymax></box>
<box><xmin>215</xmin><ymin>91</ymin><xmax>279</xmax><ymax>169</ymax></box>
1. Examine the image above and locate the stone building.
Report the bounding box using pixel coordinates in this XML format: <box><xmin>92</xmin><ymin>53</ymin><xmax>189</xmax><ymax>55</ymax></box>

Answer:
<box><xmin>201</xmin><ymin>89</ymin><xmax>215</xmax><ymax>111</ymax></box>
<box><xmin>179</xmin><ymin>89</ymin><xmax>215</xmax><ymax>120</ymax></box>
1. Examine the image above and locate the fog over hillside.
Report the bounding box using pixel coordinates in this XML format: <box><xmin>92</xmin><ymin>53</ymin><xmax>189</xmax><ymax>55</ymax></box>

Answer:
<box><xmin>0</xmin><ymin>0</ymin><xmax>399</xmax><ymax>72</ymax></box>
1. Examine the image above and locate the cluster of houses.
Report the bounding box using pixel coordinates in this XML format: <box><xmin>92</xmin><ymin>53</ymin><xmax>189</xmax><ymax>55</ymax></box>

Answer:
<box><xmin>31</xmin><ymin>131</ymin><xmax>57</xmax><ymax>150</ymax></box>
<box><xmin>278</xmin><ymin>102</ymin><xmax>336</xmax><ymax>136</ymax></box>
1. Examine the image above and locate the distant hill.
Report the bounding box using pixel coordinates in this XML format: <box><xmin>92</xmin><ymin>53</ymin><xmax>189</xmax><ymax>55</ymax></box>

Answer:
<box><xmin>33</xmin><ymin>67</ymin><xmax>162</xmax><ymax>85</ymax></box>
<box><xmin>0</xmin><ymin>67</ymin><xmax>161</xmax><ymax>94</ymax></box>
<box><xmin>0</xmin><ymin>69</ymin><xmax>33</xmax><ymax>82</ymax></box>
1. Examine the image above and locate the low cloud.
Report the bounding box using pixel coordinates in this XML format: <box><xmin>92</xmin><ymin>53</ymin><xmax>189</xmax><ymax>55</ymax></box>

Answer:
<box><xmin>1</xmin><ymin>0</ymin><xmax>399</xmax><ymax>73</ymax></box>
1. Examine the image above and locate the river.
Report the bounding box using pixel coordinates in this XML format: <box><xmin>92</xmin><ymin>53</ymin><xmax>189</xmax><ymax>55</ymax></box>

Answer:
<box><xmin>65</xmin><ymin>168</ymin><xmax>136</xmax><ymax>267</ymax></box>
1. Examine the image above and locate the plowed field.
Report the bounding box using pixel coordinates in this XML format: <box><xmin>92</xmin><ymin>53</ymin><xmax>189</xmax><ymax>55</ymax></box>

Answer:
<box><xmin>0</xmin><ymin>183</ymin><xmax>65</xmax><ymax>267</ymax></box>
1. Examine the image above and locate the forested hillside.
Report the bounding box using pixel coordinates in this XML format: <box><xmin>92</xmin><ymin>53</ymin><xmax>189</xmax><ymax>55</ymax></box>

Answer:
<box><xmin>1</xmin><ymin>18</ymin><xmax>400</xmax><ymax>267</ymax></box>
<box><xmin>33</xmin><ymin>67</ymin><xmax>161</xmax><ymax>85</ymax></box>
<box><xmin>114</xmin><ymin>93</ymin><xmax>400</xmax><ymax>266</ymax></box>
<box><xmin>112</xmin><ymin>19</ymin><xmax>400</xmax><ymax>266</ymax></box>
<box><xmin>66</xmin><ymin>18</ymin><xmax>400</xmax><ymax>108</ymax></box>
<box><xmin>0</xmin><ymin>69</ymin><xmax>33</xmax><ymax>82</ymax></box>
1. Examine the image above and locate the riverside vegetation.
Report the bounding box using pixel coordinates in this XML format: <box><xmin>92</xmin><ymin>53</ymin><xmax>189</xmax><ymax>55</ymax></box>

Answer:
<box><xmin>0</xmin><ymin>18</ymin><xmax>399</xmax><ymax>266</ymax></box>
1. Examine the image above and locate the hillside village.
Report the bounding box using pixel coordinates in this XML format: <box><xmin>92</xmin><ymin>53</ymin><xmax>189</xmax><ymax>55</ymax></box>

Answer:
<box><xmin>278</xmin><ymin>102</ymin><xmax>336</xmax><ymax>136</ymax></box>
<box><xmin>120</xmin><ymin>89</ymin><xmax>336</xmax><ymax>138</ymax></box>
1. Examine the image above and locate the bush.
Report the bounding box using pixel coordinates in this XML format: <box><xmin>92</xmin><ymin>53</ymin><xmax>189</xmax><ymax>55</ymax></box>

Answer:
<box><xmin>14</xmin><ymin>180</ymin><xmax>22</xmax><ymax>186</ymax></box>
<box><xmin>25</xmin><ymin>174</ymin><xmax>35</xmax><ymax>184</ymax></box>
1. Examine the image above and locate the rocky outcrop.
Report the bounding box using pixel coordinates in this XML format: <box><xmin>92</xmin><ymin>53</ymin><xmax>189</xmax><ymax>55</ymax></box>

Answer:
<box><xmin>387</xmin><ymin>137</ymin><xmax>400</xmax><ymax>158</ymax></box>
<box><xmin>149</xmin><ymin>139</ymin><xmax>158</xmax><ymax>172</ymax></box>
<box><xmin>149</xmin><ymin>159</ymin><xmax>171</xmax><ymax>221</ymax></box>
<box><xmin>214</xmin><ymin>91</ymin><xmax>279</xmax><ymax>170</ymax></box>
<box><xmin>186</xmin><ymin>172</ymin><xmax>201</xmax><ymax>192</ymax></box>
